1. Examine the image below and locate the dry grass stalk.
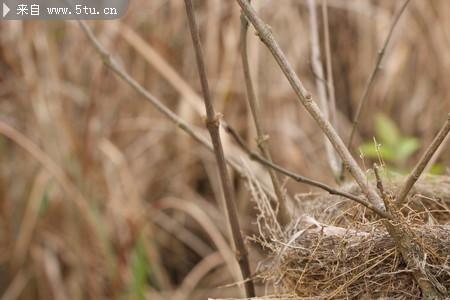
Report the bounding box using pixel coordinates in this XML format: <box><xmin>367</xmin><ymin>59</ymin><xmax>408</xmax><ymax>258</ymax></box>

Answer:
<box><xmin>0</xmin><ymin>122</ymin><xmax>99</xmax><ymax>243</ymax></box>
<box><xmin>157</xmin><ymin>196</ymin><xmax>241</xmax><ymax>287</ymax></box>
<box><xmin>118</xmin><ymin>23</ymin><xmax>204</xmax><ymax>114</ymax></box>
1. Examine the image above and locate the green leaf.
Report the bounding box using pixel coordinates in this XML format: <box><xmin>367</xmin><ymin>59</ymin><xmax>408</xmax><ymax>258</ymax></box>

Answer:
<box><xmin>359</xmin><ymin>142</ymin><xmax>396</xmax><ymax>162</ymax></box>
<box><xmin>396</xmin><ymin>137</ymin><xmax>420</xmax><ymax>162</ymax></box>
<box><xmin>429</xmin><ymin>164</ymin><xmax>445</xmax><ymax>175</ymax></box>
<box><xmin>39</xmin><ymin>190</ymin><xmax>50</xmax><ymax>216</ymax></box>
<box><xmin>374</xmin><ymin>113</ymin><xmax>400</xmax><ymax>146</ymax></box>
<box><xmin>129</xmin><ymin>237</ymin><xmax>150</xmax><ymax>300</ymax></box>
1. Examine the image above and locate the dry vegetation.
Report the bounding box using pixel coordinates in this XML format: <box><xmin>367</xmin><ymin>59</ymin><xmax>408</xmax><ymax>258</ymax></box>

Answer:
<box><xmin>0</xmin><ymin>0</ymin><xmax>449</xmax><ymax>299</ymax></box>
<box><xmin>257</xmin><ymin>177</ymin><xmax>450</xmax><ymax>299</ymax></box>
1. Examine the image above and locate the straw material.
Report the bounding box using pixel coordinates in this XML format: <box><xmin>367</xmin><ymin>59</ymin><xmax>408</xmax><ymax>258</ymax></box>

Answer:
<box><xmin>252</xmin><ymin>176</ymin><xmax>450</xmax><ymax>299</ymax></box>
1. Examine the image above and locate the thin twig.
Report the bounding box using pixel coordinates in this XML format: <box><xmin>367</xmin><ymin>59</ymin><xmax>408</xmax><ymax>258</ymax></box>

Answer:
<box><xmin>396</xmin><ymin>114</ymin><xmax>450</xmax><ymax>206</ymax></box>
<box><xmin>183</xmin><ymin>0</ymin><xmax>255</xmax><ymax>297</ymax></box>
<box><xmin>235</xmin><ymin>0</ymin><xmax>384</xmax><ymax>211</ymax></box>
<box><xmin>321</xmin><ymin>0</ymin><xmax>338</xmax><ymax>135</ymax></box>
<box><xmin>346</xmin><ymin>0</ymin><xmax>411</xmax><ymax>151</ymax></box>
<box><xmin>234</xmin><ymin>2</ymin><xmax>443</xmax><ymax>295</ymax></box>
<box><xmin>77</xmin><ymin>21</ymin><xmax>276</xmax><ymax>198</ymax></box>
<box><xmin>79</xmin><ymin>19</ymin><xmax>263</xmax><ymax>296</ymax></box>
<box><xmin>423</xmin><ymin>130</ymin><xmax>450</xmax><ymax>174</ymax></box>
<box><xmin>223</xmin><ymin>123</ymin><xmax>391</xmax><ymax>220</ymax></box>
<box><xmin>78</xmin><ymin>22</ymin><xmax>210</xmax><ymax>153</ymax></box>
<box><xmin>373</xmin><ymin>163</ymin><xmax>388</xmax><ymax>204</ymax></box>
<box><xmin>308</xmin><ymin>0</ymin><xmax>342</xmax><ymax>180</ymax></box>
<box><xmin>240</xmin><ymin>5</ymin><xmax>290</xmax><ymax>226</ymax></box>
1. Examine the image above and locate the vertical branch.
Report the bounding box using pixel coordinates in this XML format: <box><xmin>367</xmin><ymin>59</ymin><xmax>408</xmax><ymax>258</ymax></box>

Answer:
<box><xmin>308</xmin><ymin>0</ymin><xmax>329</xmax><ymax>121</ymax></box>
<box><xmin>78</xmin><ymin>21</ymin><xmax>277</xmax><ymax>199</ymax></box>
<box><xmin>240</xmin><ymin>3</ymin><xmax>290</xmax><ymax>226</ymax></box>
<box><xmin>321</xmin><ymin>0</ymin><xmax>338</xmax><ymax>141</ymax></box>
<box><xmin>396</xmin><ymin>114</ymin><xmax>450</xmax><ymax>206</ymax></box>
<box><xmin>183</xmin><ymin>0</ymin><xmax>256</xmax><ymax>297</ymax></box>
<box><xmin>236</xmin><ymin>0</ymin><xmax>383</xmax><ymax>210</ymax></box>
<box><xmin>235</xmin><ymin>2</ymin><xmax>444</xmax><ymax>296</ymax></box>
<box><xmin>307</xmin><ymin>0</ymin><xmax>342</xmax><ymax>180</ymax></box>
<box><xmin>346</xmin><ymin>0</ymin><xmax>411</xmax><ymax>150</ymax></box>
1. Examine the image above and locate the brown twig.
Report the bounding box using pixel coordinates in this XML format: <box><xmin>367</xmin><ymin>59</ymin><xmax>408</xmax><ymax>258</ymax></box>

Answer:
<box><xmin>235</xmin><ymin>0</ymin><xmax>384</xmax><ymax>211</ymax></box>
<box><xmin>396</xmin><ymin>114</ymin><xmax>450</xmax><ymax>206</ymax></box>
<box><xmin>77</xmin><ymin>21</ymin><xmax>277</xmax><ymax>198</ymax></box>
<box><xmin>183</xmin><ymin>0</ymin><xmax>255</xmax><ymax>297</ymax></box>
<box><xmin>346</xmin><ymin>0</ymin><xmax>411</xmax><ymax>151</ymax></box>
<box><xmin>223</xmin><ymin>123</ymin><xmax>391</xmax><ymax>220</ymax></box>
<box><xmin>240</xmin><ymin>5</ymin><xmax>290</xmax><ymax>226</ymax></box>
<box><xmin>373</xmin><ymin>163</ymin><xmax>388</xmax><ymax>204</ymax></box>
<box><xmin>321</xmin><ymin>0</ymin><xmax>338</xmax><ymax>136</ymax></box>
<box><xmin>235</xmin><ymin>1</ymin><xmax>444</xmax><ymax>296</ymax></box>
<box><xmin>78</xmin><ymin>22</ymin><xmax>211</xmax><ymax>153</ymax></box>
<box><xmin>79</xmin><ymin>19</ymin><xmax>264</xmax><ymax>296</ymax></box>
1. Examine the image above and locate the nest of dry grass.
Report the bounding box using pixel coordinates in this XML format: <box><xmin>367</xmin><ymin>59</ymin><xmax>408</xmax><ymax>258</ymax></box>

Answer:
<box><xmin>253</xmin><ymin>176</ymin><xmax>450</xmax><ymax>299</ymax></box>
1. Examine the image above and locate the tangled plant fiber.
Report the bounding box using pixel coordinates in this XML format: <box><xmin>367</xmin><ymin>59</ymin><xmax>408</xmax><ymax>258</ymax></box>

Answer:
<box><xmin>253</xmin><ymin>176</ymin><xmax>450</xmax><ymax>299</ymax></box>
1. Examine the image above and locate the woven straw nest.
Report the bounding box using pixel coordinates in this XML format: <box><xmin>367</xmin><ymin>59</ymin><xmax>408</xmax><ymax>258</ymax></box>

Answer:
<box><xmin>251</xmin><ymin>176</ymin><xmax>450</xmax><ymax>299</ymax></box>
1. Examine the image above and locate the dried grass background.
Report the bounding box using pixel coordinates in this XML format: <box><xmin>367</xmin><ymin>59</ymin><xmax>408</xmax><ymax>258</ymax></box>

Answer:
<box><xmin>0</xmin><ymin>0</ymin><xmax>449</xmax><ymax>299</ymax></box>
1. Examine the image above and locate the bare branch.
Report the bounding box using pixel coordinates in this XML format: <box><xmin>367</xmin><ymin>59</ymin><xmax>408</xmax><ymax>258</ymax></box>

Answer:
<box><xmin>321</xmin><ymin>0</ymin><xmax>338</xmax><ymax>134</ymax></box>
<box><xmin>184</xmin><ymin>0</ymin><xmax>255</xmax><ymax>297</ymax></box>
<box><xmin>235</xmin><ymin>0</ymin><xmax>384</xmax><ymax>212</ymax></box>
<box><xmin>240</xmin><ymin>5</ymin><xmax>290</xmax><ymax>226</ymax></box>
<box><xmin>79</xmin><ymin>19</ymin><xmax>265</xmax><ymax>296</ymax></box>
<box><xmin>78</xmin><ymin>22</ymin><xmax>210</xmax><ymax>150</ymax></box>
<box><xmin>78</xmin><ymin>21</ymin><xmax>278</xmax><ymax>202</ymax></box>
<box><xmin>396</xmin><ymin>114</ymin><xmax>450</xmax><ymax>206</ymax></box>
<box><xmin>346</xmin><ymin>0</ymin><xmax>411</xmax><ymax>150</ymax></box>
<box><xmin>234</xmin><ymin>2</ymin><xmax>444</xmax><ymax>295</ymax></box>
<box><xmin>223</xmin><ymin>123</ymin><xmax>391</xmax><ymax>220</ymax></box>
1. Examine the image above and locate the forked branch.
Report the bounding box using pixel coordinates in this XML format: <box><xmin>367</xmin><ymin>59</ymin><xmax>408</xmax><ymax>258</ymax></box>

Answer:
<box><xmin>235</xmin><ymin>1</ymin><xmax>444</xmax><ymax>296</ymax></box>
<box><xmin>236</xmin><ymin>0</ymin><xmax>384</xmax><ymax>211</ymax></box>
<box><xmin>223</xmin><ymin>123</ymin><xmax>391</xmax><ymax>220</ymax></box>
<box><xmin>240</xmin><ymin>7</ymin><xmax>290</xmax><ymax>226</ymax></box>
<box><xmin>78</xmin><ymin>21</ymin><xmax>278</xmax><ymax>200</ymax></box>
<box><xmin>80</xmin><ymin>19</ymin><xmax>257</xmax><ymax>296</ymax></box>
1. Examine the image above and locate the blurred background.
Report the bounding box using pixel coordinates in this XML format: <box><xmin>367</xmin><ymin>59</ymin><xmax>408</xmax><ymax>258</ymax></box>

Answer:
<box><xmin>0</xmin><ymin>0</ymin><xmax>449</xmax><ymax>299</ymax></box>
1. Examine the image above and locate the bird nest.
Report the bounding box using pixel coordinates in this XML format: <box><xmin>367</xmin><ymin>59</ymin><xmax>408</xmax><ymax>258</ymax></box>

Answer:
<box><xmin>250</xmin><ymin>176</ymin><xmax>450</xmax><ymax>299</ymax></box>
